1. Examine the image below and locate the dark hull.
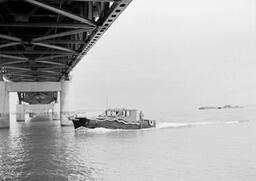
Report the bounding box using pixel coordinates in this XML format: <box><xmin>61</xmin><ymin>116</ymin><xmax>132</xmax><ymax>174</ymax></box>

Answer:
<box><xmin>72</xmin><ymin>117</ymin><xmax>156</xmax><ymax>130</ymax></box>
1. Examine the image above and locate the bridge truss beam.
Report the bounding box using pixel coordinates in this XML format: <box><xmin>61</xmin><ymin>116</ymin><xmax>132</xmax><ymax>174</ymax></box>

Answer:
<box><xmin>0</xmin><ymin>0</ymin><xmax>132</xmax><ymax>82</ymax></box>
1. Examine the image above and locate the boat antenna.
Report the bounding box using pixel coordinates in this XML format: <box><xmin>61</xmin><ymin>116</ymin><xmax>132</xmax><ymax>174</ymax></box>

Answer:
<box><xmin>106</xmin><ymin>96</ymin><xmax>109</xmax><ymax>109</ymax></box>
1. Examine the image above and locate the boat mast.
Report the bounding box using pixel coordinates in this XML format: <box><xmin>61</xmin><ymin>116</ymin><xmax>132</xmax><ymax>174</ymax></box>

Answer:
<box><xmin>106</xmin><ymin>96</ymin><xmax>109</xmax><ymax>109</ymax></box>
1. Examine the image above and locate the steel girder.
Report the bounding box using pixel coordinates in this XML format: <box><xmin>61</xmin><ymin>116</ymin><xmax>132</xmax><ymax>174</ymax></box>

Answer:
<box><xmin>18</xmin><ymin>92</ymin><xmax>58</xmax><ymax>104</ymax></box>
<box><xmin>0</xmin><ymin>0</ymin><xmax>132</xmax><ymax>82</ymax></box>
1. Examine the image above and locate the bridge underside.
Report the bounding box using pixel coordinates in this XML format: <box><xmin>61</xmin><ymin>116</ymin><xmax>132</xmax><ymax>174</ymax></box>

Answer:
<box><xmin>0</xmin><ymin>0</ymin><xmax>132</xmax><ymax>108</ymax></box>
<box><xmin>18</xmin><ymin>91</ymin><xmax>57</xmax><ymax>104</ymax></box>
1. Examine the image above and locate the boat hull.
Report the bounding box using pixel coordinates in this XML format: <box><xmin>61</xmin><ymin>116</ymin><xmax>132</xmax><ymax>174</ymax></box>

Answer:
<box><xmin>72</xmin><ymin>117</ymin><xmax>156</xmax><ymax>130</ymax></box>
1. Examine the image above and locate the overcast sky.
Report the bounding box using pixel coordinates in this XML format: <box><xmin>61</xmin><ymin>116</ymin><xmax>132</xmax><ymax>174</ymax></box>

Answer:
<box><xmin>66</xmin><ymin>0</ymin><xmax>256</xmax><ymax>118</ymax></box>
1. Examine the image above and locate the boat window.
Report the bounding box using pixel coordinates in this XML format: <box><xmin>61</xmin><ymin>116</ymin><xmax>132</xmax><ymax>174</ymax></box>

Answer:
<box><xmin>111</xmin><ymin>111</ymin><xmax>116</xmax><ymax>116</ymax></box>
<box><xmin>106</xmin><ymin>110</ymin><xmax>111</xmax><ymax>116</ymax></box>
<box><xmin>126</xmin><ymin>111</ymin><xmax>130</xmax><ymax>117</ymax></box>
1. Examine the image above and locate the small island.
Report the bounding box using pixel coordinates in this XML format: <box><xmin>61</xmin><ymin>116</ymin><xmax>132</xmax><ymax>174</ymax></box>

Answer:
<box><xmin>198</xmin><ymin>105</ymin><xmax>243</xmax><ymax>110</ymax></box>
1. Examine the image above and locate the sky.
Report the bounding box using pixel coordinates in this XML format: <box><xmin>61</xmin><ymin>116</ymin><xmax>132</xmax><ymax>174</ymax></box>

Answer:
<box><xmin>63</xmin><ymin>0</ymin><xmax>256</xmax><ymax>118</ymax></box>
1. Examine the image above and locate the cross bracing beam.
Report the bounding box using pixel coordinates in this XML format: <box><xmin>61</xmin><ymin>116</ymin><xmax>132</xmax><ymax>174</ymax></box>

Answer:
<box><xmin>38</xmin><ymin>66</ymin><xmax>65</xmax><ymax>71</ymax></box>
<box><xmin>4</xmin><ymin>70</ymin><xmax>62</xmax><ymax>75</ymax></box>
<box><xmin>38</xmin><ymin>40</ymin><xmax>86</xmax><ymax>44</ymax></box>
<box><xmin>39</xmin><ymin>76</ymin><xmax>59</xmax><ymax>79</ymax></box>
<box><xmin>35</xmin><ymin>60</ymin><xmax>66</xmax><ymax>66</ymax></box>
<box><xmin>0</xmin><ymin>54</ymin><xmax>28</xmax><ymax>61</ymax></box>
<box><xmin>0</xmin><ymin>40</ymin><xmax>85</xmax><ymax>44</ymax></box>
<box><xmin>32</xmin><ymin>43</ymin><xmax>75</xmax><ymax>53</ymax></box>
<box><xmin>1</xmin><ymin>60</ymin><xmax>28</xmax><ymax>65</ymax></box>
<box><xmin>24</xmin><ymin>0</ymin><xmax>97</xmax><ymax>27</ymax></box>
<box><xmin>4</xmin><ymin>71</ymin><xmax>28</xmax><ymax>75</ymax></box>
<box><xmin>0</xmin><ymin>22</ymin><xmax>94</xmax><ymax>29</ymax></box>
<box><xmin>0</xmin><ymin>34</ymin><xmax>21</xmax><ymax>42</ymax></box>
<box><xmin>35</xmin><ymin>54</ymin><xmax>73</xmax><ymax>61</ymax></box>
<box><xmin>10</xmin><ymin>74</ymin><xmax>35</xmax><ymax>78</ymax></box>
<box><xmin>38</xmin><ymin>70</ymin><xmax>62</xmax><ymax>74</ymax></box>
<box><xmin>0</xmin><ymin>51</ymin><xmax>76</xmax><ymax>54</ymax></box>
<box><xmin>35</xmin><ymin>74</ymin><xmax>59</xmax><ymax>78</ymax></box>
<box><xmin>0</xmin><ymin>42</ymin><xmax>21</xmax><ymax>49</ymax></box>
<box><xmin>3</xmin><ymin>64</ymin><xmax>64</xmax><ymax>69</ymax></box>
<box><xmin>32</xmin><ymin>29</ymin><xmax>91</xmax><ymax>42</ymax></box>
<box><xmin>4</xmin><ymin>66</ymin><xmax>31</xmax><ymax>71</ymax></box>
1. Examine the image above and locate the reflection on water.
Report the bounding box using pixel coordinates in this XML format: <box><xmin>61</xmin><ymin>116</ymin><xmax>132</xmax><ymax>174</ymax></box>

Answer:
<box><xmin>1</xmin><ymin>118</ymin><xmax>97</xmax><ymax>180</ymax></box>
<box><xmin>1</xmin><ymin>109</ymin><xmax>256</xmax><ymax>180</ymax></box>
<box><xmin>0</xmin><ymin>117</ymin><xmax>146</xmax><ymax>180</ymax></box>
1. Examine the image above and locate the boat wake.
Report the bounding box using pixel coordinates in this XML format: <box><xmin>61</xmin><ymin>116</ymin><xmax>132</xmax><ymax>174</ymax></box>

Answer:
<box><xmin>75</xmin><ymin>120</ymin><xmax>250</xmax><ymax>134</ymax></box>
<box><xmin>156</xmin><ymin>120</ymin><xmax>250</xmax><ymax>129</ymax></box>
<box><xmin>85</xmin><ymin>128</ymin><xmax>129</xmax><ymax>134</ymax></box>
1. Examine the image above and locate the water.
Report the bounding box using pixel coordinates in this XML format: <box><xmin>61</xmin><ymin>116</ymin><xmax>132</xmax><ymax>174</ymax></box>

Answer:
<box><xmin>1</xmin><ymin>108</ymin><xmax>256</xmax><ymax>180</ymax></box>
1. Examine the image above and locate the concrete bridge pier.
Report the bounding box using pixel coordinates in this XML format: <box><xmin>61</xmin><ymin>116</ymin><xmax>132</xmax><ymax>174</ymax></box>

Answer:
<box><xmin>60</xmin><ymin>80</ymin><xmax>72</xmax><ymax>126</ymax></box>
<box><xmin>16</xmin><ymin>104</ymin><xmax>26</xmax><ymax>122</ymax></box>
<box><xmin>0</xmin><ymin>81</ymin><xmax>62</xmax><ymax>128</ymax></box>
<box><xmin>53</xmin><ymin>102</ymin><xmax>60</xmax><ymax>120</ymax></box>
<box><xmin>0</xmin><ymin>80</ymin><xmax>74</xmax><ymax>128</ymax></box>
<box><xmin>0</xmin><ymin>81</ymin><xmax>10</xmax><ymax>128</ymax></box>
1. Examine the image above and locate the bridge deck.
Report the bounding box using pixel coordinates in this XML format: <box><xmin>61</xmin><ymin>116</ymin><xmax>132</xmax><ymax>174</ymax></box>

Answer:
<box><xmin>0</xmin><ymin>0</ymin><xmax>132</xmax><ymax>82</ymax></box>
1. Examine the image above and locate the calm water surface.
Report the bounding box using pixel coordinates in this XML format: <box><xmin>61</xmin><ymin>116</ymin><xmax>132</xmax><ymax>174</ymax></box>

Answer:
<box><xmin>1</xmin><ymin>108</ymin><xmax>256</xmax><ymax>180</ymax></box>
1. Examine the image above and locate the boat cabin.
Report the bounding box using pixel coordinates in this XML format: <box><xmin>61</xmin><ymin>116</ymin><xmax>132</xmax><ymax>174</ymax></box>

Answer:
<box><xmin>98</xmin><ymin>109</ymin><xmax>142</xmax><ymax>122</ymax></box>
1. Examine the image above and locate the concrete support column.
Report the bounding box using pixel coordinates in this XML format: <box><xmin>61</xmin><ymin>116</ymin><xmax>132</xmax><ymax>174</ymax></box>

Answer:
<box><xmin>0</xmin><ymin>81</ymin><xmax>10</xmax><ymax>128</ymax></box>
<box><xmin>16</xmin><ymin>104</ymin><xmax>25</xmax><ymax>122</ymax></box>
<box><xmin>53</xmin><ymin>102</ymin><xmax>60</xmax><ymax>120</ymax></box>
<box><xmin>60</xmin><ymin>80</ymin><xmax>72</xmax><ymax>126</ymax></box>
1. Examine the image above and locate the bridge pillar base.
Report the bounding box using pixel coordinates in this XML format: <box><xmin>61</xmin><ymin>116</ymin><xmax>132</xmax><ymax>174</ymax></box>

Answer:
<box><xmin>53</xmin><ymin>102</ymin><xmax>60</xmax><ymax>120</ymax></box>
<box><xmin>60</xmin><ymin>80</ymin><xmax>72</xmax><ymax>126</ymax></box>
<box><xmin>0</xmin><ymin>81</ymin><xmax>10</xmax><ymax>129</ymax></box>
<box><xmin>16</xmin><ymin>104</ymin><xmax>25</xmax><ymax>122</ymax></box>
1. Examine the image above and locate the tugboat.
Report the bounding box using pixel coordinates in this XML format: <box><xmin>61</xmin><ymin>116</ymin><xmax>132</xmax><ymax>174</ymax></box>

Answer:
<box><xmin>70</xmin><ymin>108</ymin><xmax>156</xmax><ymax>130</ymax></box>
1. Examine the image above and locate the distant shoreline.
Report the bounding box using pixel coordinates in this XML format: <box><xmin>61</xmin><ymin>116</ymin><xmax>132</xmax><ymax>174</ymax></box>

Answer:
<box><xmin>198</xmin><ymin>105</ymin><xmax>243</xmax><ymax>110</ymax></box>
